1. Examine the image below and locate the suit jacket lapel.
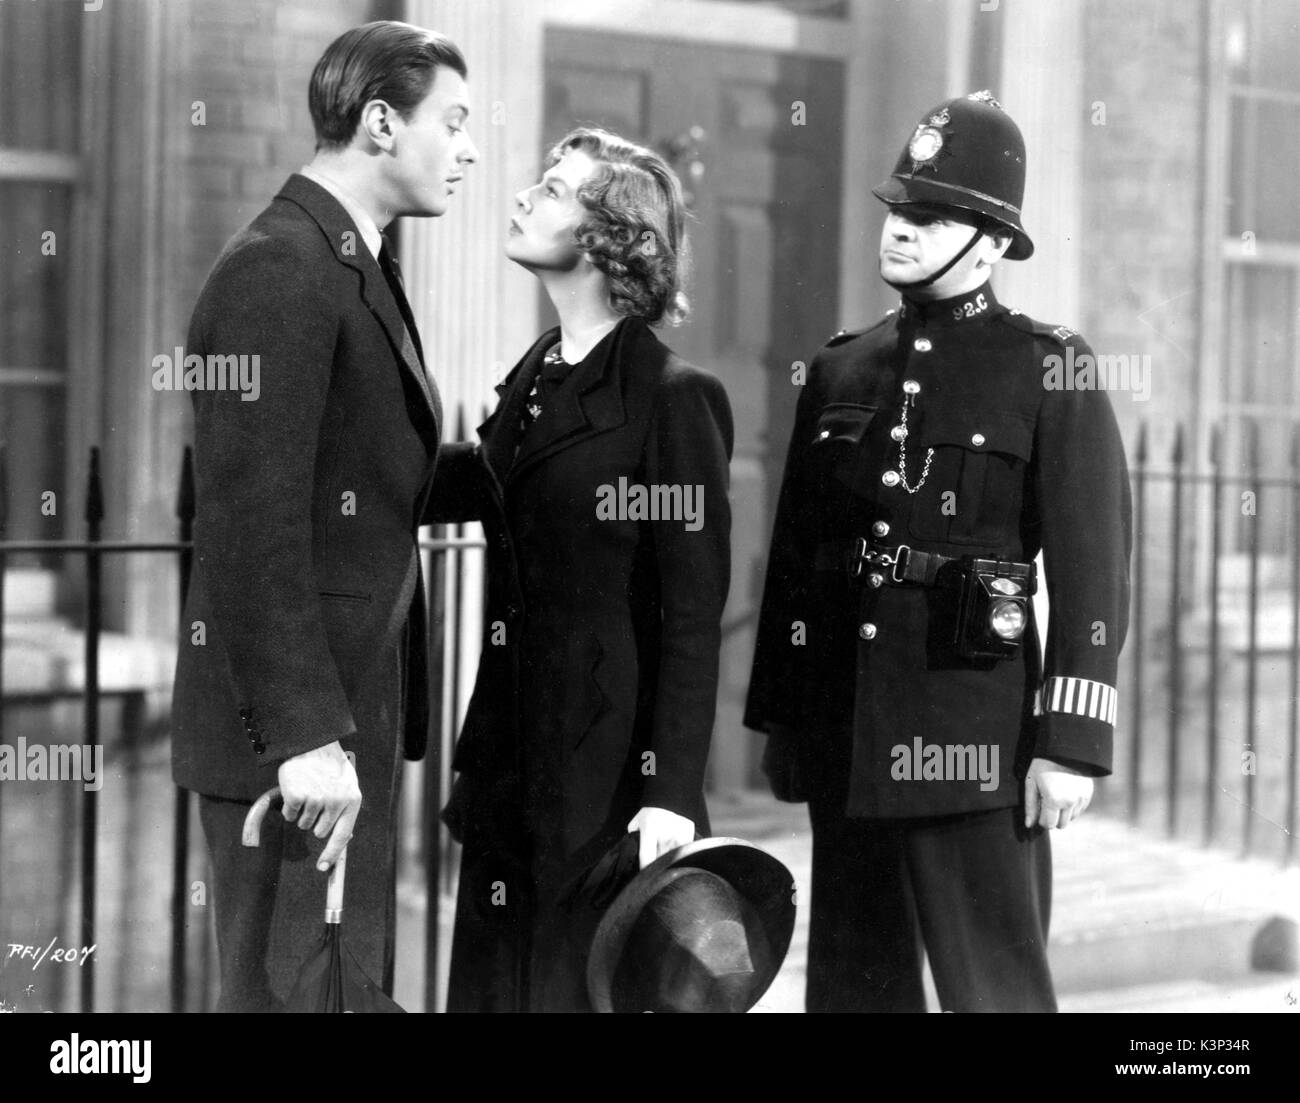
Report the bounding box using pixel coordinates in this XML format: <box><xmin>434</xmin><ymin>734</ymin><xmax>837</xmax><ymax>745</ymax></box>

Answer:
<box><xmin>276</xmin><ymin>175</ymin><xmax>440</xmax><ymax>441</ymax></box>
<box><xmin>506</xmin><ymin>319</ymin><xmax>633</xmax><ymax>486</ymax></box>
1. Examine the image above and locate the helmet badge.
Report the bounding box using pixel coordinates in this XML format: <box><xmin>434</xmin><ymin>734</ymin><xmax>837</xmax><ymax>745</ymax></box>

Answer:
<box><xmin>907</xmin><ymin>108</ymin><xmax>951</xmax><ymax>174</ymax></box>
<box><xmin>967</xmin><ymin>89</ymin><xmax>1003</xmax><ymax>109</ymax></box>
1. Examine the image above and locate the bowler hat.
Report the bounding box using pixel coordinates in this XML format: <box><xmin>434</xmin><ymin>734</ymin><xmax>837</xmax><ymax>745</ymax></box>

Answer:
<box><xmin>873</xmin><ymin>90</ymin><xmax>1035</xmax><ymax>260</ymax></box>
<box><xmin>586</xmin><ymin>837</ymin><xmax>796</xmax><ymax>1013</ymax></box>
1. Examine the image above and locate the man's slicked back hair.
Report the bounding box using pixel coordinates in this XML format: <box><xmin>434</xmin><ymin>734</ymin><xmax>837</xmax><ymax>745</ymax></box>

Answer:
<box><xmin>309</xmin><ymin>21</ymin><xmax>466</xmax><ymax>151</ymax></box>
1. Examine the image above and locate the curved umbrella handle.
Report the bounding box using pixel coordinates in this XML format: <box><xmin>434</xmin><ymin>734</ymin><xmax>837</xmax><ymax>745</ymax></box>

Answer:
<box><xmin>241</xmin><ymin>786</ymin><xmax>283</xmax><ymax>847</ymax></box>
<box><xmin>241</xmin><ymin>784</ymin><xmax>349</xmax><ymax>925</ymax></box>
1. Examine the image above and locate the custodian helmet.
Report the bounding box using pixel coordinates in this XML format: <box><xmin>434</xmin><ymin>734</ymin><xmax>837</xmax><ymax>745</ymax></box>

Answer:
<box><xmin>872</xmin><ymin>90</ymin><xmax>1034</xmax><ymax>261</ymax></box>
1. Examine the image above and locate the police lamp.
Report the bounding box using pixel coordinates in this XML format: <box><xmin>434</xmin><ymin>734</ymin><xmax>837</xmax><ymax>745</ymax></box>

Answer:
<box><xmin>954</xmin><ymin>557</ymin><xmax>1037</xmax><ymax>661</ymax></box>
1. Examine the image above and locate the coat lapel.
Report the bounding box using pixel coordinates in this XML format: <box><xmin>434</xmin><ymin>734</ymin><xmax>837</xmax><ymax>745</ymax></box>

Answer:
<box><xmin>505</xmin><ymin>319</ymin><xmax>636</xmax><ymax>486</ymax></box>
<box><xmin>477</xmin><ymin>328</ymin><xmax>556</xmax><ymax>487</ymax></box>
<box><xmin>276</xmin><ymin>175</ymin><xmax>441</xmax><ymax>442</ymax></box>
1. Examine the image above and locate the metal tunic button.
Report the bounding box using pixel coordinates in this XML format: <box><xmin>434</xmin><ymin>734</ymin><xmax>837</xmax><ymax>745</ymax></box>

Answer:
<box><xmin>902</xmin><ymin>380</ymin><xmax>921</xmax><ymax>395</ymax></box>
<box><xmin>818</xmin><ymin>430</ymin><xmax>830</xmax><ymax>439</ymax></box>
<box><xmin>890</xmin><ymin>424</ymin><xmax>907</xmax><ymax>442</ymax></box>
<box><xmin>871</xmin><ymin>520</ymin><xmax>890</xmax><ymax>537</ymax></box>
<box><xmin>867</xmin><ymin>572</ymin><xmax>884</xmax><ymax>589</ymax></box>
<box><xmin>913</xmin><ymin>337</ymin><xmax>932</xmax><ymax>352</ymax></box>
<box><xmin>881</xmin><ymin>470</ymin><xmax>900</xmax><ymax>488</ymax></box>
<box><xmin>858</xmin><ymin>623</ymin><xmax>877</xmax><ymax>640</ymax></box>
<box><xmin>971</xmin><ymin>432</ymin><xmax>986</xmax><ymax>446</ymax></box>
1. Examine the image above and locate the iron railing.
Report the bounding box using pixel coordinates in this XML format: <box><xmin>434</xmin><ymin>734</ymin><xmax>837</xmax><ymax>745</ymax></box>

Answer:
<box><xmin>1121</xmin><ymin>419</ymin><xmax>1298</xmax><ymax>861</ymax></box>
<box><xmin>0</xmin><ymin>431</ymin><xmax>484</xmax><ymax>1012</ymax></box>
<box><xmin>1</xmin><ymin>415</ymin><xmax>1297</xmax><ymax>1009</ymax></box>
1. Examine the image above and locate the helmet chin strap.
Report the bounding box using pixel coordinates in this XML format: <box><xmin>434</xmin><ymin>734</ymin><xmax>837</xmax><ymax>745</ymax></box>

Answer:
<box><xmin>883</xmin><ymin>227</ymin><xmax>983</xmax><ymax>293</ymax></box>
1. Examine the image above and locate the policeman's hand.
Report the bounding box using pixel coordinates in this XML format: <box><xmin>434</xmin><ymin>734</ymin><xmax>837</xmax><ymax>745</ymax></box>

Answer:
<box><xmin>1024</xmin><ymin>757</ymin><xmax>1093</xmax><ymax>830</ymax></box>
<box><xmin>627</xmin><ymin>806</ymin><xmax>694</xmax><ymax>870</ymax></box>
<box><xmin>278</xmin><ymin>740</ymin><xmax>362</xmax><ymax>871</ymax></box>
<box><xmin>762</xmin><ymin>725</ymin><xmax>807</xmax><ymax>803</ymax></box>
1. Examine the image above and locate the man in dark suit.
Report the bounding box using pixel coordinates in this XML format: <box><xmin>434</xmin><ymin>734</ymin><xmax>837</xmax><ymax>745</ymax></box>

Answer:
<box><xmin>171</xmin><ymin>21</ymin><xmax>478</xmax><ymax>1011</ymax></box>
<box><xmin>746</xmin><ymin>93</ymin><xmax>1131</xmax><ymax>1012</ymax></box>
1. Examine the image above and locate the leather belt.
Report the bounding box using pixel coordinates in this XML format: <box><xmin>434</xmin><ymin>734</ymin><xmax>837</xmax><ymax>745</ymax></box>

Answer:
<box><xmin>813</xmin><ymin>538</ymin><xmax>958</xmax><ymax>586</ymax></box>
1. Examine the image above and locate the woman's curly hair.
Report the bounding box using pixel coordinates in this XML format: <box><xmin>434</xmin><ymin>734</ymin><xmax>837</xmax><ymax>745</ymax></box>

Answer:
<box><xmin>547</xmin><ymin>127</ymin><xmax>691</xmax><ymax>326</ymax></box>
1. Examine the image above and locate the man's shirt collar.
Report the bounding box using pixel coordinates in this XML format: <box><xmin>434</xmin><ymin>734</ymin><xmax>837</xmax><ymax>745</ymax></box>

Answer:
<box><xmin>299</xmin><ymin>165</ymin><xmax>384</xmax><ymax>260</ymax></box>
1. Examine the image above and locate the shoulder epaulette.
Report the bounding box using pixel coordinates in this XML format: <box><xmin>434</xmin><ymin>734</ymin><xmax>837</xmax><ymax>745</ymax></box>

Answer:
<box><xmin>999</xmin><ymin>309</ymin><xmax>1085</xmax><ymax>348</ymax></box>
<box><xmin>825</xmin><ymin>310</ymin><xmax>895</xmax><ymax>348</ymax></box>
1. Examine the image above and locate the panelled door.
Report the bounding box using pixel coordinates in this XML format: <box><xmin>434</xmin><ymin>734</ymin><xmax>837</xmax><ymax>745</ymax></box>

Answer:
<box><xmin>544</xmin><ymin>29</ymin><xmax>844</xmax><ymax>790</ymax></box>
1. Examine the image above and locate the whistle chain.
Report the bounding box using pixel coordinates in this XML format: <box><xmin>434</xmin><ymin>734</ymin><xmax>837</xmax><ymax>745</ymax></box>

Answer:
<box><xmin>897</xmin><ymin>392</ymin><xmax>933</xmax><ymax>494</ymax></box>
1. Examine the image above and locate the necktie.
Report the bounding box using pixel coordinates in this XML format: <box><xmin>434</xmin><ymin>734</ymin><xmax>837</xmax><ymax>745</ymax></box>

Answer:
<box><xmin>522</xmin><ymin>343</ymin><xmax>571</xmax><ymax>427</ymax></box>
<box><xmin>378</xmin><ymin>237</ymin><xmax>425</xmax><ymax>368</ymax></box>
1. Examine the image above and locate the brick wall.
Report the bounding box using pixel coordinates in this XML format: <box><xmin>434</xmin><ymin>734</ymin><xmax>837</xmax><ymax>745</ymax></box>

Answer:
<box><xmin>104</xmin><ymin>0</ymin><xmax>388</xmax><ymax>644</ymax></box>
<box><xmin>172</xmin><ymin>0</ymin><xmax>391</xmax><ymax>331</ymax></box>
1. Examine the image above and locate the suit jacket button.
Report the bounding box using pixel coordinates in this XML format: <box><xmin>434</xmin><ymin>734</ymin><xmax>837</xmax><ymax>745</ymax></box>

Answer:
<box><xmin>858</xmin><ymin>623</ymin><xmax>877</xmax><ymax>640</ymax></box>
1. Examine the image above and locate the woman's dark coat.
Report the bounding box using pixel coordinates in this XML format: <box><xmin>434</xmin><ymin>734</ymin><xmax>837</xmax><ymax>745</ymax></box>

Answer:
<box><xmin>430</xmin><ymin>317</ymin><xmax>734</xmax><ymax>1011</ymax></box>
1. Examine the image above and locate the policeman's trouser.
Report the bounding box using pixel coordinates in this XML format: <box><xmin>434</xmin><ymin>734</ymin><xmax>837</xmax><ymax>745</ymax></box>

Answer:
<box><xmin>806</xmin><ymin>800</ymin><xmax>1055</xmax><ymax>1013</ymax></box>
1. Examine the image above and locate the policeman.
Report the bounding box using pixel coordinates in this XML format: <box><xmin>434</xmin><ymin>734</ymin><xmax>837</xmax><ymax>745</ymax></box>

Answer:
<box><xmin>745</xmin><ymin>91</ymin><xmax>1131</xmax><ymax>1012</ymax></box>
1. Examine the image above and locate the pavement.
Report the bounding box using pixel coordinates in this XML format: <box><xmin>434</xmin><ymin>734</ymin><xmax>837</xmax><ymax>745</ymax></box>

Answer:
<box><xmin>2</xmin><ymin>732</ymin><xmax>1296</xmax><ymax>1013</ymax></box>
<box><xmin>396</xmin><ymin>789</ymin><xmax>1300</xmax><ymax>1014</ymax></box>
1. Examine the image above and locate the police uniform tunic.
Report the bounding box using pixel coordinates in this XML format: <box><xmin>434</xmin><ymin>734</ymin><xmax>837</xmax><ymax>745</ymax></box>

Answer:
<box><xmin>744</xmin><ymin>281</ymin><xmax>1132</xmax><ymax>1010</ymax></box>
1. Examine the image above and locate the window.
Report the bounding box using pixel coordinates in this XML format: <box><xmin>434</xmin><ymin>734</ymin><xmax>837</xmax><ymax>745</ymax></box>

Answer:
<box><xmin>0</xmin><ymin>1</ymin><xmax>82</xmax><ymax>566</ymax></box>
<box><xmin>1220</xmin><ymin>0</ymin><xmax>1300</xmax><ymax>562</ymax></box>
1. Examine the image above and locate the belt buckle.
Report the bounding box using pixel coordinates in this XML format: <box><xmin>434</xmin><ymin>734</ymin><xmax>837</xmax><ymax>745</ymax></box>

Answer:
<box><xmin>849</xmin><ymin>536</ymin><xmax>869</xmax><ymax>579</ymax></box>
<box><xmin>890</xmin><ymin>545</ymin><xmax>912</xmax><ymax>584</ymax></box>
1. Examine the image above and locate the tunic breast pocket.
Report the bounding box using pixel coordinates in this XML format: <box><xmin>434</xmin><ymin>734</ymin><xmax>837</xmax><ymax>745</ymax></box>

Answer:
<box><xmin>812</xmin><ymin>402</ymin><xmax>878</xmax><ymax>446</ymax></box>
<box><xmin>810</xmin><ymin>403</ymin><xmax>879</xmax><ymax>491</ymax></box>
<box><xmin>905</xmin><ymin>410</ymin><xmax>1034</xmax><ymax>548</ymax></box>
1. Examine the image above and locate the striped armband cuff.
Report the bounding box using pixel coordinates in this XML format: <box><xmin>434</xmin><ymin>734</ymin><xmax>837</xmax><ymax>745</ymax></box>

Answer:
<box><xmin>1039</xmin><ymin>676</ymin><xmax>1118</xmax><ymax>726</ymax></box>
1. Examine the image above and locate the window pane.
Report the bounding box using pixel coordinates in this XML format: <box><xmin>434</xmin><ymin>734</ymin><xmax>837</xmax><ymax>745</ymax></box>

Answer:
<box><xmin>0</xmin><ymin>0</ymin><xmax>81</xmax><ymax>153</ymax></box>
<box><xmin>0</xmin><ymin>383</ymin><xmax>66</xmax><ymax>557</ymax></box>
<box><xmin>1224</xmin><ymin>263</ymin><xmax>1296</xmax><ymax>407</ymax></box>
<box><xmin>0</xmin><ymin>183</ymin><xmax>73</xmax><ymax>371</ymax></box>
<box><xmin>1227</xmin><ymin>94</ymin><xmax>1300</xmax><ymax>242</ymax></box>
<box><xmin>1248</xmin><ymin>0</ymin><xmax>1300</xmax><ymax>92</ymax></box>
<box><xmin>1</xmin><ymin>182</ymin><xmax>72</xmax><ymax>555</ymax></box>
<box><xmin>1222</xmin><ymin>263</ymin><xmax>1297</xmax><ymax>557</ymax></box>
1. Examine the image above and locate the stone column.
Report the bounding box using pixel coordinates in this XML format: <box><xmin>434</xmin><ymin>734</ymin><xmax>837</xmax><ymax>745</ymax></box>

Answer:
<box><xmin>995</xmin><ymin>0</ymin><xmax>1084</xmax><ymax>326</ymax></box>
<box><xmin>399</xmin><ymin>5</ymin><xmax>546</xmax><ymax>1003</ymax></box>
<box><xmin>402</xmin><ymin>0</ymin><xmax>544</xmax><ymax>431</ymax></box>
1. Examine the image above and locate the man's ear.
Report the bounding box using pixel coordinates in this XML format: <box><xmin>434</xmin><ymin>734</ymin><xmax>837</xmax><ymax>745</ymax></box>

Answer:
<box><xmin>358</xmin><ymin>99</ymin><xmax>397</xmax><ymax>152</ymax></box>
<box><xmin>979</xmin><ymin>227</ymin><xmax>1013</xmax><ymax>267</ymax></box>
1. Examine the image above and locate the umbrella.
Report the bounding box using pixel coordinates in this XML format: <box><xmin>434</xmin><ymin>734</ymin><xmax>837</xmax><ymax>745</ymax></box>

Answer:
<box><xmin>242</xmin><ymin>786</ymin><xmax>405</xmax><ymax>1013</ymax></box>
